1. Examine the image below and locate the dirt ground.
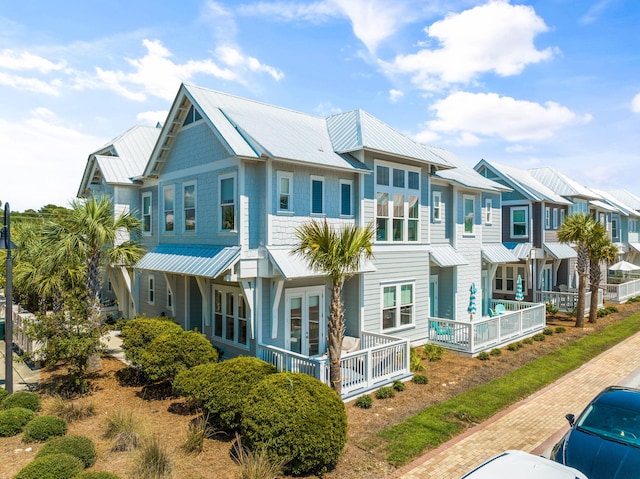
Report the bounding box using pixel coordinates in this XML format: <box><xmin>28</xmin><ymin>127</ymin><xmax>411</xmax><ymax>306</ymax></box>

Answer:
<box><xmin>3</xmin><ymin>302</ymin><xmax>639</xmax><ymax>479</ymax></box>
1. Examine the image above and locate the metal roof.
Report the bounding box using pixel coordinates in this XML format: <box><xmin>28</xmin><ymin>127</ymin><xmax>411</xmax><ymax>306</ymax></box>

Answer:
<box><xmin>504</xmin><ymin>242</ymin><xmax>533</xmax><ymax>260</ymax></box>
<box><xmin>431</xmin><ymin>146</ymin><xmax>510</xmax><ymax>192</ymax></box>
<box><xmin>589</xmin><ymin>199</ymin><xmax>616</xmax><ymax>212</ymax></box>
<box><xmin>268</xmin><ymin>246</ymin><xmax>375</xmax><ymax>279</ymax></box>
<box><xmin>529</xmin><ymin>167</ymin><xmax>599</xmax><ymax>200</ymax></box>
<box><xmin>628</xmin><ymin>243</ymin><xmax>640</xmax><ymax>254</ymax></box>
<box><xmin>429</xmin><ymin>244</ymin><xmax>468</xmax><ymax>267</ymax></box>
<box><xmin>94</xmin><ymin>155</ymin><xmax>141</xmax><ymax>185</ymax></box>
<box><xmin>589</xmin><ymin>188</ymin><xmax>640</xmax><ymax>217</ymax></box>
<box><xmin>326</xmin><ymin>109</ymin><xmax>452</xmax><ymax>168</ymax></box>
<box><xmin>482</xmin><ymin>243</ymin><xmax>520</xmax><ymax>264</ymax></box>
<box><xmin>608</xmin><ymin>189</ymin><xmax>640</xmax><ymax>212</ymax></box>
<box><xmin>544</xmin><ymin>242</ymin><xmax>577</xmax><ymax>259</ymax></box>
<box><xmin>477</xmin><ymin>160</ymin><xmax>572</xmax><ymax>205</ymax></box>
<box><xmin>135</xmin><ymin>244</ymin><xmax>241</xmax><ymax>278</ymax></box>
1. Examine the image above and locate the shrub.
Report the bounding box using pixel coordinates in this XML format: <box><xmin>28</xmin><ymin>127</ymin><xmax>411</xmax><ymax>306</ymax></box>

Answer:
<box><xmin>354</xmin><ymin>395</ymin><xmax>373</xmax><ymax>409</ymax></box>
<box><xmin>490</xmin><ymin>348</ymin><xmax>502</xmax><ymax>357</ymax></box>
<box><xmin>0</xmin><ymin>387</ymin><xmax>9</xmax><ymax>403</ymax></box>
<box><xmin>119</xmin><ymin>317</ymin><xmax>183</xmax><ymax>366</ymax></box>
<box><xmin>411</xmin><ymin>374</ymin><xmax>429</xmax><ymax>385</ymax></box>
<box><xmin>375</xmin><ymin>386</ymin><xmax>396</xmax><ymax>399</ymax></box>
<box><xmin>241</xmin><ymin>372</ymin><xmax>347</xmax><ymax>476</ymax></box>
<box><xmin>22</xmin><ymin>415</ymin><xmax>67</xmax><ymax>443</ymax></box>
<box><xmin>543</xmin><ymin>328</ymin><xmax>554</xmax><ymax>336</ymax></box>
<box><xmin>232</xmin><ymin>434</ymin><xmax>286</xmax><ymax>479</ymax></box>
<box><xmin>182</xmin><ymin>415</ymin><xmax>212</xmax><ymax>454</ymax></box>
<box><xmin>176</xmin><ymin>357</ymin><xmax>275</xmax><ymax>432</ymax></box>
<box><xmin>522</xmin><ymin>337</ymin><xmax>534</xmax><ymax>345</ymax></box>
<box><xmin>545</xmin><ymin>301</ymin><xmax>559</xmax><ymax>316</ymax></box>
<box><xmin>48</xmin><ymin>396</ymin><xmax>96</xmax><ymax>422</ymax></box>
<box><xmin>0</xmin><ymin>407</ymin><xmax>36</xmax><ymax>436</ymax></box>
<box><xmin>392</xmin><ymin>380</ymin><xmax>406</xmax><ymax>392</ymax></box>
<box><xmin>507</xmin><ymin>342</ymin><xmax>523</xmax><ymax>351</ymax></box>
<box><xmin>36</xmin><ymin>434</ymin><xmax>97</xmax><ymax>468</ymax></box>
<box><xmin>103</xmin><ymin>409</ymin><xmax>142</xmax><ymax>452</ymax></box>
<box><xmin>409</xmin><ymin>347</ymin><xmax>425</xmax><ymax>372</ymax></box>
<box><xmin>598</xmin><ymin>306</ymin><xmax>619</xmax><ymax>317</ymax></box>
<box><xmin>532</xmin><ymin>333</ymin><xmax>546</xmax><ymax>342</ymax></box>
<box><xmin>132</xmin><ymin>434</ymin><xmax>172</xmax><ymax>479</ymax></box>
<box><xmin>14</xmin><ymin>452</ymin><xmax>84</xmax><ymax>479</ymax></box>
<box><xmin>2</xmin><ymin>391</ymin><xmax>42</xmax><ymax>411</ymax></box>
<box><xmin>138</xmin><ymin>330</ymin><xmax>219</xmax><ymax>382</ymax></box>
<box><xmin>477</xmin><ymin>351</ymin><xmax>490</xmax><ymax>361</ymax></box>
<box><xmin>75</xmin><ymin>473</ymin><xmax>122</xmax><ymax>479</ymax></box>
<box><xmin>627</xmin><ymin>295</ymin><xmax>640</xmax><ymax>303</ymax></box>
<box><xmin>422</xmin><ymin>344</ymin><xmax>444</xmax><ymax>362</ymax></box>
<box><xmin>555</xmin><ymin>326</ymin><xmax>566</xmax><ymax>334</ymax></box>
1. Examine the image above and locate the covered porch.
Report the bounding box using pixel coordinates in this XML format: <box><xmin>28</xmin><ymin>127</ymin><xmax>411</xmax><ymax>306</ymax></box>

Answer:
<box><xmin>257</xmin><ymin>331</ymin><xmax>411</xmax><ymax>400</ymax></box>
<box><xmin>428</xmin><ymin>300</ymin><xmax>546</xmax><ymax>356</ymax></box>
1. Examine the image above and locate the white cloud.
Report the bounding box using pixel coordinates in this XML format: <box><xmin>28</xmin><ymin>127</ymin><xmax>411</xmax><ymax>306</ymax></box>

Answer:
<box><xmin>380</xmin><ymin>0</ymin><xmax>555</xmax><ymax>90</ymax></box>
<box><xmin>0</xmin><ymin>71</ymin><xmax>62</xmax><ymax>95</ymax></box>
<box><xmin>631</xmin><ymin>93</ymin><xmax>640</xmax><ymax>113</ymax></box>
<box><xmin>314</xmin><ymin>101</ymin><xmax>343</xmax><ymax>117</ymax></box>
<box><xmin>389</xmin><ymin>89</ymin><xmax>404</xmax><ymax>102</ymax></box>
<box><xmin>0</xmin><ymin>110</ymin><xmax>103</xmax><ymax>211</ymax></box>
<box><xmin>580</xmin><ymin>0</ymin><xmax>614</xmax><ymax>25</ymax></box>
<box><xmin>236</xmin><ymin>1</ymin><xmax>341</xmax><ymax>23</ymax></box>
<box><xmin>424</xmin><ymin>91</ymin><xmax>585</xmax><ymax>143</ymax></box>
<box><xmin>0</xmin><ymin>49</ymin><xmax>66</xmax><ymax>72</ymax></box>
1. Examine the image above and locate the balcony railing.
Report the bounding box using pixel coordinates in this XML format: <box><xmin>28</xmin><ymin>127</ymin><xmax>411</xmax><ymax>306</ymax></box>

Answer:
<box><xmin>603</xmin><ymin>277</ymin><xmax>640</xmax><ymax>303</ymax></box>
<box><xmin>534</xmin><ymin>290</ymin><xmax>601</xmax><ymax>313</ymax></box>
<box><xmin>257</xmin><ymin>331</ymin><xmax>411</xmax><ymax>399</ymax></box>
<box><xmin>428</xmin><ymin>301</ymin><xmax>546</xmax><ymax>356</ymax></box>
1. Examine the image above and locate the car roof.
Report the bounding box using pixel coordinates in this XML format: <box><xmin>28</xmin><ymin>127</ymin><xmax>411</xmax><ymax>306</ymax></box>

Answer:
<box><xmin>594</xmin><ymin>386</ymin><xmax>640</xmax><ymax>411</ymax></box>
<box><xmin>459</xmin><ymin>450</ymin><xmax>588</xmax><ymax>479</ymax></box>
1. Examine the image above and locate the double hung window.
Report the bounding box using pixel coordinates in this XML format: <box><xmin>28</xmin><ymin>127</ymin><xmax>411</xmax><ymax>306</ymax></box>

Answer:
<box><xmin>382</xmin><ymin>283</ymin><xmax>414</xmax><ymax>330</ymax></box>
<box><xmin>142</xmin><ymin>193</ymin><xmax>152</xmax><ymax>235</ymax></box>
<box><xmin>220</xmin><ymin>175</ymin><xmax>235</xmax><ymax>231</ymax></box>
<box><xmin>183</xmin><ymin>182</ymin><xmax>196</xmax><ymax>231</ymax></box>
<box><xmin>375</xmin><ymin>162</ymin><xmax>420</xmax><ymax>242</ymax></box>
<box><xmin>163</xmin><ymin>186</ymin><xmax>174</xmax><ymax>232</ymax></box>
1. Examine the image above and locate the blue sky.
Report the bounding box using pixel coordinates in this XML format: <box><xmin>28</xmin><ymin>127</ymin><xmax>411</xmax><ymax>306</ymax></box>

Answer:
<box><xmin>2</xmin><ymin>0</ymin><xmax>640</xmax><ymax>211</ymax></box>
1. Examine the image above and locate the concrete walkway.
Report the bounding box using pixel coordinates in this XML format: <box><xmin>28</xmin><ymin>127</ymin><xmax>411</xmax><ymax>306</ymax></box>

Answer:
<box><xmin>395</xmin><ymin>330</ymin><xmax>640</xmax><ymax>479</ymax></box>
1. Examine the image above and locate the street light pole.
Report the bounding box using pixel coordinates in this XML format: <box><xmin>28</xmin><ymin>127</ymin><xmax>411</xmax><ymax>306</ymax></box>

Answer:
<box><xmin>3</xmin><ymin>203</ymin><xmax>13</xmax><ymax>393</ymax></box>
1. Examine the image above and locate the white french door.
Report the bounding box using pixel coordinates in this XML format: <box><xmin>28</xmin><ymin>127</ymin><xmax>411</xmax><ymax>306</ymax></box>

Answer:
<box><xmin>285</xmin><ymin>287</ymin><xmax>325</xmax><ymax>357</ymax></box>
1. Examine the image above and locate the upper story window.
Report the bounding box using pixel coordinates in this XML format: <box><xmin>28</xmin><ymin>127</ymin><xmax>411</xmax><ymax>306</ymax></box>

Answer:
<box><xmin>311</xmin><ymin>176</ymin><xmax>324</xmax><ymax>215</ymax></box>
<box><xmin>183</xmin><ymin>105</ymin><xmax>203</xmax><ymax>126</ymax></box>
<box><xmin>511</xmin><ymin>207</ymin><xmax>528</xmax><ymax>238</ymax></box>
<box><xmin>432</xmin><ymin>191</ymin><xmax>442</xmax><ymax>222</ymax></box>
<box><xmin>142</xmin><ymin>192</ymin><xmax>152</xmax><ymax>235</ymax></box>
<box><xmin>183</xmin><ymin>182</ymin><xmax>196</xmax><ymax>232</ymax></box>
<box><xmin>340</xmin><ymin>179</ymin><xmax>353</xmax><ymax>217</ymax></box>
<box><xmin>569</xmin><ymin>201</ymin><xmax>589</xmax><ymax>215</ymax></box>
<box><xmin>553</xmin><ymin>208</ymin><xmax>559</xmax><ymax>229</ymax></box>
<box><xmin>545</xmin><ymin>207</ymin><xmax>551</xmax><ymax>229</ymax></box>
<box><xmin>560</xmin><ymin>209</ymin><xmax>566</xmax><ymax>227</ymax></box>
<box><xmin>463</xmin><ymin>195</ymin><xmax>475</xmax><ymax>235</ymax></box>
<box><xmin>611</xmin><ymin>218</ymin><xmax>619</xmax><ymax>239</ymax></box>
<box><xmin>375</xmin><ymin>161</ymin><xmax>420</xmax><ymax>242</ymax></box>
<box><xmin>485</xmin><ymin>198</ymin><xmax>493</xmax><ymax>225</ymax></box>
<box><xmin>163</xmin><ymin>186</ymin><xmax>175</xmax><ymax>233</ymax></box>
<box><xmin>382</xmin><ymin>282</ymin><xmax>414</xmax><ymax>331</ymax></box>
<box><xmin>220</xmin><ymin>174</ymin><xmax>236</xmax><ymax>231</ymax></box>
<box><xmin>277</xmin><ymin>172</ymin><xmax>292</xmax><ymax>212</ymax></box>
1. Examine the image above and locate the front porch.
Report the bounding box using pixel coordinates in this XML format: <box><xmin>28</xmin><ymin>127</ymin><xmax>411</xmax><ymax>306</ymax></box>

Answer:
<box><xmin>535</xmin><ymin>290</ymin><xmax>602</xmax><ymax>313</ymax></box>
<box><xmin>428</xmin><ymin>300</ymin><xmax>546</xmax><ymax>356</ymax></box>
<box><xmin>603</xmin><ymin>276</ymin><xmax>640</xmax><ymax>303</ymax></box>
<box><xmin>258</xmin><ymin>331</ymin><xmax>411</xmax><ymax>400</ymax></box>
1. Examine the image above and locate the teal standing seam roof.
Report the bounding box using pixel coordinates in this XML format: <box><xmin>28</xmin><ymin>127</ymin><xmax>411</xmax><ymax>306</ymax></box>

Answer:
<box><xmin>135</xmin><ymin>244</ymin><xmax>241</xmax><ymax>278</ymax></box>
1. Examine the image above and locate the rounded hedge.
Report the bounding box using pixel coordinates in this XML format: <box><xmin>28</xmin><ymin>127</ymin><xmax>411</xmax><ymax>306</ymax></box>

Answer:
<box><xmin>75</xmin><ymin>473</ymin><xmax>122</xmax><ymax>479</ymax></box>
<box><xmin>173</xmin><ymin>363</ymin><xmax>218</xmax><ymax>404</ymax></box>
<box><xmin>119</xmin><ymin>317</ymin><xmax>183</xmax><ymax>366</ymax></box>
<box><xmin>138</xmin><ymin>330</ymin><xmax>219</xmax><ymax>382</ymax></box>
<box><xmin>241</xmin><ymin>372</ymin><xmax>347</xmax><ymax>476</ymax></box>
<box><xmin>22</xmin><ymin>415</ymin><xmax>67</xmax><ymax>443</ymax></box>
<box><xmin>36</xmin><ymin>434</ymin><xmax>97</xmax><ymax>467</ymax></box>
<box><xmin>14</xmin><ymin>452</ymin><xmax>84</xmax><ymax>479</ymax></box>
<box><xmin>2</xmin><ymin>391</ymin><xmax>42</xmax><ymax>412</ymax></box>
<box><xmin>0</xmin><ymin>407</ymin><xmax>36</xmax><ymax>437</ymax></box>
<box><xmin>0</xmin><ymin>387</ymin><xmax>9</xmax><ymax>403</ymax></box>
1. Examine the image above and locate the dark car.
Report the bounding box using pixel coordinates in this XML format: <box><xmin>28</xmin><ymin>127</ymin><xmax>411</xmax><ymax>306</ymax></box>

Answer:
<box><xmin>550</xmin><ymin>385</ymin><xmax>640</xmax><ymax>479</ymax></box>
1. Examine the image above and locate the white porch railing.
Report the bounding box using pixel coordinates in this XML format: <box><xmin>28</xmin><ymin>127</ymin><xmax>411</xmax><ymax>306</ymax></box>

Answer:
<box><xmin>428</xmin><ymin>301</ymin><xmax>546</xmax><ymax>356</ymax></box>
<box><xmin>535</xmin><ymin>290</ymin><xmax>601</xmax><ymax>313</ymax></box>
<box><xmin>603</xmin><ymin>278</ymin><xmax>640</xmax><ymax>303</ymax></box>
<box><xmin>257</xmin><ymin>331</ymin><xmax>410</xmax><ymax>399</ymax></box>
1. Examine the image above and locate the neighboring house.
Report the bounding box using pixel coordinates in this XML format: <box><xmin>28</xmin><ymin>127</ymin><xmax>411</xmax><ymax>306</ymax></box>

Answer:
<box><xmin>78</xmin><ymin>125</ymin><xmax>161</xmax><ymax>319</ymax></box>
<box><xmin>606</xmin><ymin>189</ymin><xmax>640</xmax><ymax>265</ymax></box>
<box><xmin>592</xmin><ymin>189</ymin><xmax>640</xmax><ymax>265</ymax></box>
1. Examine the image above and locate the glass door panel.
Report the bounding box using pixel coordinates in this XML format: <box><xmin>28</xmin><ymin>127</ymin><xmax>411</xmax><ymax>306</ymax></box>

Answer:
<box><xmin>308</xmin><ymin>294</ymin><xmax>320</xmax><ymax>356</ymax></box>
<box><xmin>289</xmin><ymin>297</ymin><xmax>302</xmax><ymax>354</ymax></box>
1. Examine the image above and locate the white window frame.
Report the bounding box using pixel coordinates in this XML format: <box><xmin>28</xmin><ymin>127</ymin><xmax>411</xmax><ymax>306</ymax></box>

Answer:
<box><xmin>511</xmin><ymin>207</ymin><xmax>528</xmax><ymax>238</ymax></box>
<box><xmin>310</xmin><ymin>175</ymin><xmax>324</xmax><ymax>215</ymax></box>
<box><xmin>494</xmin><ymin>265</ymin><xmax>526</xmax><ymax>294</ymax></box>
<box><xmin>219</xmin><ymin>173</ymin><xmax>236</xmax><ymax>231</ymax></box>
<box><xmin>553</xmin><ymin>208</ymin><xmax>558</xmax><ymax>229</ymax></box>
<box><xmin>432</xmin><ymin>191</ymin><xmax>442</xmax><ymax>222</ymax></box>
<box><xmin>339</xmin><ymin>179</ymin><xmax>353</xmax><ymax>217</ymax></box>
<box><xmin>375</xmin><ymin>160</ymin><xmax>421</xmax><ymax>243</ymax></box>
<box><xmin>611</xmin><ymin>218</ymin><xmax>619</xmax><ymax>239</ymax></box>
<box><xmin>166</xmin><ymin>285</ymin><xmax>173</xmax><ymax>309</ymax></box>
<box><xmin>147</xmin><ymin>274</ymin><xmax>155</xmax><ymax>305</ymax></box>
<box><xmin>545</xmin><ymin>207</ymin><xmax>551</xmax><ymax>230</ymax></box>
<box><xmin>485</xmin><ymin>198</ymin><xmax>493</xmax><ymax>225</ymax></box>
<box><xmin>277</xmin><ymin>171</ymin><xmax>293</xmax><ymax>213</ymax></box>
<box><xmin>183</xmin><ymin>181</ymin><xmax>197</xmax><ymax>232</ymax></box>
<box><xmin>560</xmin><ymin>209</ymin><xmax>566</xmax><ymax>227</ymax></box>
<box><xmin>212</xmin><ymin>286</ymin><xmax>249</xmax><ymax>348</ymax></box>
<box><xmin>141</xmin><ymin>192</ymin><xmax>152</xmax><ymax>236</ymax></box>
<box><xmin>162</xmin><ymin>185</ymin><xmax>175</xmax><ymax>233</ymax></box>
<box><xmin>463</xmin><ymin>194</ymin><xmax>475</xmax><ymax>235</ymax></box>
<box><xmin>381</xmin><ymin>282</ymin><xmax>415</xmax><ymax>331</ymax></box>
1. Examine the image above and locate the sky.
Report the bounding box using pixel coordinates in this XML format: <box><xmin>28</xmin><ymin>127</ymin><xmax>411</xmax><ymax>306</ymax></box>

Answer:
<box><xmin>1</xmin><ymin>0</ymin><xmax>640</xmax><ymax>212</ymax></box>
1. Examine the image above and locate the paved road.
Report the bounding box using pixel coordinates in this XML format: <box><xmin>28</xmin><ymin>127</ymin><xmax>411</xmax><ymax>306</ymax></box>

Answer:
<box><xmin>395</xmin><ymin>330</ymin><xmax>640</xmax><ymax>479</ymax></box>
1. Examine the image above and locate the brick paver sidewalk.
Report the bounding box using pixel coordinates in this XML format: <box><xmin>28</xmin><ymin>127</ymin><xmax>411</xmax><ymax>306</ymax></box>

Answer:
<box><xmin>395</xmin><ymin>331</ymin><xmax>640</xmax><ymax>479</ymax></box>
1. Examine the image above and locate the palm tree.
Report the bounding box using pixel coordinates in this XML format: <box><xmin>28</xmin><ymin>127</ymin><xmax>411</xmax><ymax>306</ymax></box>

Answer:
<box><xmin>558</xmin><ymin>213</ymin><xmax>596</xmax><ymax>328</ymax></box>
<box><xmin>292</xmin><ymin>220</ymin><xmax>375</xmax><ymax>396</ymax></box>
<box><xmin>43</xmin><ymin>195</ymin><xmax>145</xmax><ymax>325</ymax></box>
<box><xmin>586</xmin><ymin>222</ymin><xmax>618</xmax><ymax>323</ymax></box>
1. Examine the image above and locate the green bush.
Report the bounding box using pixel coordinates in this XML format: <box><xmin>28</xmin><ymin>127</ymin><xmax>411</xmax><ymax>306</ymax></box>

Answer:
<box><xmin>175</xmin><ymin>356</ymin><xmax>275</xmax><ymax>431</ymax></box>
<box><xmin>477</xmin><ymin>351</ymin><xmax>490</xmax><ymax>361</ymax></box>
<box><xmin>36</xmin><ymin>434</ymin><xmax>96</xmax><ymax>467</ymax></box>
<box><xmin>375</xmin><ymin>386</ymin><xmax>396</xmax><ymax>399</ymax></box>
<box><xmin>392</xmin><ymin>380</ymin><xmax>406</xmax><ymax>392</ymax></box>
<box><xmin>75</xmin><ymin>473</ymin><xmax>122</xmax><ymax>479</ymax></box>
<box><xmin>354</xmin><ymin>395</ymin><xmax>373</xmax><ymax>409</ymax></box>
<box><xmin>507</xmin><ymin>342</ymin><xmax>523</xmax><ymax>351</ymax></box>
<box><xmin>490</xmin><ymin>348</ymin><xmax>502</xmax><ymax>357</ymax></box>
<box><xmin>138</xmin><ymin>330</ymin><xmax>219</xmax><ymax>383</ymax></box>
<box><xmin>119</xmin><ymin>317</ymin><xmax>183</xmax><ymax>366</ymax></box>
<box><xmin>22</xmin><ymin>415</ymin><xmax>67</xmax><ymax>443</ymax></box>
<box><xmin>14</xmin><ymin>453</ymin><xmax>84</xmax><ymax>479</ymax></box>
<box><xmin>532</xmin><ymin>333</ymin><xmax>546</xmax><ymax>342</ymax></box>
<box><xmin>555</xmin><ymin>326</ymin><xmax>566</xmax><ymax>334</ymax></box>
<box><xmin>422</xmin><ymin>344</ymin><xmax>444</xmax><ymax>362</ymax></box>
<box><xmin>409</xmin><ymin>347</ymin><xmax>425</xmax><ymax>372</ymax></box>
<box><xmin>2</xmin><ymin>391</ymin><xmax>42</xmax><ymax>411</ymax></box>
<box><xmin>241</xmin><ymin>372</ymin><xmax>347</xmax><ymax>476</ymax></box>
<box><xmin>522</xmin><ymin>337</ymin><xmax>534</xmax><ymax>345</ymax></box>
<box><xmin>411</xmin><ymin>374</ymin><xmax>429</xmax><ymax>385</ymax></box>
<box><xmin>0</xmin><ymin>387</ymin><xmax>9</xmax><ymax>403</ymax></box>
<box><xmin>598</xmin><ymin>306</ymin><xmax>619</xmax><ymax>317</ymax></box>
<box><xmin>545</xmin><ymin>301</ymin><xmax>559</xmax><ymax>316</ymax></box>
<box><xmin>0</xmin><ymin>407</ymin><xmax>35</xmax><ymax>436</ymax></box>
<box><xmin>543</xmin><ymin>328</ymin><xmax>554</xmax><ymax>336</ymax></box>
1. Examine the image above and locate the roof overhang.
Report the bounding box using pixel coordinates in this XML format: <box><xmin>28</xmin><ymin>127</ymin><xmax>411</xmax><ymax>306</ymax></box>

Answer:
<box><xmin>429</xmin><ymin>244</ymin><xmax>468</xmax><ymax>267</ymax></box>
<box><xmin>544</xmin><ymin>242</ymin><xmax>577</xmax><ymax>260</ymax></box>
<box><xmin>267</xmin><ymin>246</ymin><xmax>376</xmax><ymax>280</ymax></box>
<box><xmin>504</xmin><ymin>242</ymin><xmax>533</xmax><ymax>260</ymax></box>
<box><xmin>628</xmin><ymin>243</ymin><xmax>640</xmax><ymax>254</ymax></box>
<box><xmin>482</xmin><ymin>243</ymin><xmax>520</xmax><ymax>264</ymax></box>
<box><xmin>135</xmin><ymin>244</ymin><xmax>241</xmax><ymax>278</ymax></box>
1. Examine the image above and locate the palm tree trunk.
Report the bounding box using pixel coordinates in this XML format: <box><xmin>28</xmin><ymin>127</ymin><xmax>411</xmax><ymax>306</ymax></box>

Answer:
<box><xmin>328</xmin><ymin>284</ymin><xmax>345</xmax><ymax>396</ymax></box>
<box><xmin>589</xmin><ymin>259</ymin><xmax>601</xmax><ymax>324</ymax></box>
<box><xmin>575</xmin><ymin>244</ymin><xmax>588</xmax><ymax>328</ymax></box>
<box><xmin>86</xmin><ymin>250</ymin><xmax>102</xmax><ymax>370</ymax></box>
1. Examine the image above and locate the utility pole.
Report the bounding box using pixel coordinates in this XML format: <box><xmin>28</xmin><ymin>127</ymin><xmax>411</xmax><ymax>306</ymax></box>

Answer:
<box><xmin>1</xmin><ymin>203</ymin><xmax>15</xmax><ymax>393</ymax></box>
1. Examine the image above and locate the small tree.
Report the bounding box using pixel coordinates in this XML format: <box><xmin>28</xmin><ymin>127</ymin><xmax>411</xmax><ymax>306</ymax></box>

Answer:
<box><xmin>587</xmin><ymin>222</ymin><xmax>618</xmax><ymax>323</ymax></box>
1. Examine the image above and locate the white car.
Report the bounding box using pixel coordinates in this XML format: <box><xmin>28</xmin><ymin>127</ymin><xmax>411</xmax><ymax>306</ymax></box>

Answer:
<box><xmin>459</xmin><ymin>450</ymin><xmax>588</xmax><ymax>479</ymax></box>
